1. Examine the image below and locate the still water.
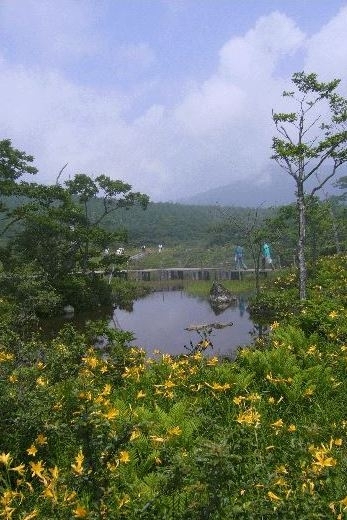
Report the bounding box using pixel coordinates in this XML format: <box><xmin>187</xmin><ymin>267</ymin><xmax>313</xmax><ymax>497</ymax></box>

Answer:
<box><xmin>111</xmin><ymin>290</ymin><xmax>255</xmax><ymax>357</ymax></box>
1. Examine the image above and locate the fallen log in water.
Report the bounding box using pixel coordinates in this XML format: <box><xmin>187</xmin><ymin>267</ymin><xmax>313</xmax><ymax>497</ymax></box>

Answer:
<box><xmin>185</xmin><ymin>322</ymin><xmax>233</xmax><ymax>332</ymax></box>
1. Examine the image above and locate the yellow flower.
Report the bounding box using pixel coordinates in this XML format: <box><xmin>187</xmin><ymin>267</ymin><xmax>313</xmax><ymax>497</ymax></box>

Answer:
<box><xmin>268</xmin><ymin>397</ymin><xmax>275</xmax><ymax>404</ymax></box>
<box><xmin>274</xmin><ymin>477</ymin><xmax>287</xmax><ymax>487</ymax></box>
<box><xmin>103</xmin><ymin>407</ymin><xmax>119</xmax><ymax>420</ymax></box>
<box><xmin>303</xmin><ymin>387</ymin><xmax>314</xmax><ymax>397</ymax></box>
<box><xmin>233</xmin><ymin>396</ymin><xmax>245</xmax><ymax>405</ymax></box>
<box><xmin>10</xmin><ymin>463</ymin><xmax>26</xmax><ymax>476</ymax></box>
<box><xmin>8</xmin><ymin>374</ymin><xmax>18</xmax><ymax>383</ymax></box>
<box><xmin>35</xmin><ymin>434</ymin><xmax>47</xmax><ymax>446</ymax></box>
<box><xmin>267</xmin><ymin>490</ymin><xmax>282</xmax><ymax>502</ymax></box>
<box><xmin>309</xmin><ymin>445</ymin><xmax>337</xmax><ymax>473</ymax></box>
<box><xmin>27</xmin><ymin>445</ymin><xmax>38</xmax><ymax>457</ymax></box>
<box><xmin>340</xmin><ymin>496</ymin><xmax>347</xmax><ymax>509</ymax></box>
<box><xmin>50</xmin><ymin>465</ymin><xmax>59</xmax><ymax>480</ymax></box>
<box><xmin>236</xmin><ymin>408</ymin><xmax>261</xmax><ymax>427</ymax></box>
<box><xmin>287</xmin><ymin>424</ymin><xmax>296</xmax><ymax>432</ymax></box>
<box><xmin>271</xmin><ymin>419</ymin><xmax>284</xmax><ymax>429</ymax></box>
<box><xmin>167</xmin><ymin>426</ymin><xmax>182</xmax><ymax>436</ymax></box>
<box><xmin>130</xmin><ymin>429</ymin><xmax>141</xmax><ymax>441</ymax></box>
<box><xmin>329</xmin><ymin>310</ymin><xmax>338</xmax><ymax>318</ymax></box>
<box><xmin>206</xmin><ymin>357</ymin><xmax>219</xmax><ymax>366</ymax></box>
<box><xmin>22</xmin><ymin>510</ymin><xmax>38</xmax><ymax>520</ymax></box>
<box><xmin>270</xmin><ymin>321</ymin><xmax>280</xmax><ymax>330</ymax></box>
<box><xmin>205</xmin><ymin>382</ymin><xmax>231</xmax><ymax>391</ymax></box>
<box><xmin>0</xmin><ymin>452</ymin><xmax>12</xmax><ymax>466</ymax></box>
<box><xmin>101</xmin><ymin>383</ymin><xmax>112</xmax><ymax>396</ymax></box>
<box><xmin>36</xmin><ymin>376</ymin><xmax>48</xmax><ymax>387</ymax></box>
<box><xmin>150</xmin><ymin>435</ymin><xmax>166</xmax><ymax>443</ymax></box>
<box><xmin>0</xmin><ymin>350</ymin><xmax>14</xmax><ymax>362</ymax></box>
<box><xmin>118</xmin><ymin>451</ymin><xmax>130</xmax><ymax>464</ymax></box>
<box><xmin>136</xmin><ymin>390</ymin><xmax>146</xmax><ymax>399</ymax></box>
<box><xmin>82</xmin><ymin>354</ymin><xmax>99</xmax><ymax>368</ymax></box>
<box><xmin>30</xmin><ymin>460</ymin><xmax>46</xmax><ymax>481</ymax></box>
<box><xmin>118</xmin><ymin>494</ymin><xmax>130</xmax><ymax>509</ymax></box>
<box><xmin>71</xmin><ymin>448</ymin><xmax>84</xmax><ymax>475</ymax></box>
<box><xmin>334</xmin><ymin>438</ymin><xmax>343</xmax><ymax>446</ymax></box>
<box><xmin>73</xmin><ymin>505</ymin><xmax>88</xmax><ymax>518</ymax></box>
<box><xmin>276</xmin><ymin>465</ymin><xmax>288</xmax><ymax>474</ymax></box>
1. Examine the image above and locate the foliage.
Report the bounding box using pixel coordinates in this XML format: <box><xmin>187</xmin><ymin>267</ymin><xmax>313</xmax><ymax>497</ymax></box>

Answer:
<box><xmin>0</xmin><ymin>139</ymin><xmax>149</xmax><ymax>315</ymax></box>
<box><xmin>1</xmin><ymin>255</ymin><xmax>347</xmax><ymax>518</ymax></box>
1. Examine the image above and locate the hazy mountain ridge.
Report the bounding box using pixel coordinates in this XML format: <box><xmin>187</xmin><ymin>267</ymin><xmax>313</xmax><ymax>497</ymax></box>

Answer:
<box><xmin>178</xmin><ymin>167</ymin><xmax>345</xmax><ymax>207</ymax></box>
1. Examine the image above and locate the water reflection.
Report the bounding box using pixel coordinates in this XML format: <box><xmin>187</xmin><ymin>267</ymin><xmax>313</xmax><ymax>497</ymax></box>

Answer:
<box><xmin>111</xmin><ymin>290</ymin><xmax>254</xmax><ymax>357</ymax></box>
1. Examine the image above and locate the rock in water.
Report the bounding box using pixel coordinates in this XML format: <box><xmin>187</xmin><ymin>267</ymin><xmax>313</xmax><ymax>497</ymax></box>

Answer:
<box><xmin>209</xmin><ymin>281</ymin><xmax>236</xmax><ymax>305</ymax></box>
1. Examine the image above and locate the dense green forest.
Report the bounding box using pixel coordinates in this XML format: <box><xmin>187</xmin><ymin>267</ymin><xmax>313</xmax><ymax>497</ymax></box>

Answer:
<box><xmin>103</xmin><ymin>202</ymin><xmax>274</xmax><ymax>247</ymax></box>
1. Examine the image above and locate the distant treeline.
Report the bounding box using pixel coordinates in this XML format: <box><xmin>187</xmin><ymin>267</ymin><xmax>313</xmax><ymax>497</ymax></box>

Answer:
<box><xmin>102</xmin><ymin>201</ymin><xmax>275</xmax><ymax>247</ymax></box>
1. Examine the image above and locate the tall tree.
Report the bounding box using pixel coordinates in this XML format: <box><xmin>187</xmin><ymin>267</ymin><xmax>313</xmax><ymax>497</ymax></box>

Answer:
<box><xmin>272</xmin><ymin>72</ymin><xmax>347</xmax><ymax>299</ymax></box>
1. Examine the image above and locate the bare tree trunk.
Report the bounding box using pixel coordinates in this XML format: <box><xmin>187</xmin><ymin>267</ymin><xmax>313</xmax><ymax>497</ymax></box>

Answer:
<box><xmin>297</xmin><ymin>182</ymin><xmax>307</xmax><ymax>300</ymax></box>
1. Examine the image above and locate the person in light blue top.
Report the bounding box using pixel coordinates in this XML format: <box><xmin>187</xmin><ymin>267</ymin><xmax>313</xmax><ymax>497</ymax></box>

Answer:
<box><xmin>234</xmin><ymin>245</ymin><xmax>247</xmax><ymax>270</ymax></box>
<box><xmin>262</xmin><ymin>242</ymin><xmax>274</xmax><ymax>270</ymax></box>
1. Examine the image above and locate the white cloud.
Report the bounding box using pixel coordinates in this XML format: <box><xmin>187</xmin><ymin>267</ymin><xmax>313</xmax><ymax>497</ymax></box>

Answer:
<box><xmin>305</xmin><ymin>5</ymin><xmax>347</xmax><ymax>90</ymax></box>
<box><xmin>1</xmin><ymin>4</ymin><xmax>346</xmax><ymax>202</ymax></box>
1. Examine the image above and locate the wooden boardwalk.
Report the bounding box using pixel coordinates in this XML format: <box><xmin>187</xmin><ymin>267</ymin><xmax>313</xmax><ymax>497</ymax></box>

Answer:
<box><xmin>123</xmin><ymin>267</ymin><xmax>272</xmax><ymax>282</ymax></box>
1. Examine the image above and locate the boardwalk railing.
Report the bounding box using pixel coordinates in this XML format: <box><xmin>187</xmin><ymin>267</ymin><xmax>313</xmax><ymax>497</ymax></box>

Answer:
<box><xmin>124</xmin><ymin>267</ymin><xmax>272</xmax><ymax>282</ymax></box>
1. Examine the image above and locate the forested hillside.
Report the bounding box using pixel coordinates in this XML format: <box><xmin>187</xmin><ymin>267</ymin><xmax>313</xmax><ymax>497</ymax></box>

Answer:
<box><xmin>102</xmin><ymin>202</ymin><xmax>274</xmax><ymax>247</ymax></box>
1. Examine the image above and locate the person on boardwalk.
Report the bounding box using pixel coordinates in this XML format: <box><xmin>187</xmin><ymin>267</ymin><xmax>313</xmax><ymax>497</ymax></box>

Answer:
<box><xmin>234</xmin><ymin>245</ymin><xmax>247</xmax><ymax>270</ymax></box>
<box><xmin>262</xmin><ymin>242</ymin><xmax>275</xmax><ymax>270</ymax></box>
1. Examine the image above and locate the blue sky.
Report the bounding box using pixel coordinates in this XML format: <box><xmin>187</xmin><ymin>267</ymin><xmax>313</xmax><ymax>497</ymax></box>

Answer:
<box><xmin>1</xmin><ymin>0</ymin><xmax>347</xmax><ymax>202</ymax></box>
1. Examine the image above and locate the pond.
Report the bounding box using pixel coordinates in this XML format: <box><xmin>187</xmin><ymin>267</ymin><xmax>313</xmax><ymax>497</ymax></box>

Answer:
<box><xmin>111</xmin><ymin>289</ymin><xmax>255</xmax><ymax>358</ymax></box>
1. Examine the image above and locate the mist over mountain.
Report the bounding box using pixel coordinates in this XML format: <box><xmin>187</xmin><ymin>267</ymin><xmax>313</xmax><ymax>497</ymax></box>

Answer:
<box><xmin>179</xmin><ymin>167</ymin><xmax>344</xmax><ymax>207</ymax></box>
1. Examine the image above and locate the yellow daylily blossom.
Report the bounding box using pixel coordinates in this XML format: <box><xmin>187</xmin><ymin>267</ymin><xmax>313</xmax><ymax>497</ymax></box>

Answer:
<box><xmin>136</xmin><ymin>390</ymin><xmax>146</xmax><ymax>399</ymax></box>
<box><xmin>271</xmin><ymin>419</ymin><xmax>284</xmax><ymax>429</ymax></box>
<box><xmin>270</xmin><ymin>321</ymin><xmax>280</xmax><ymax>330</ymax></box>
<box><xmin>0</xmin><ymin>350</ymin><xmax>14</xmax><ymax>362</ymax></box>
<box><xmin>130</xmin><ymin>429</ymin><xmax>141</xmax><ymax>441</ymax></box>
<box><xmin>22</xmin><ymin>510</ymin><xmax>38</xmax><ymax>520</ymax></box>
<box><xmin>73</xmin><ymin>505</ymin><xmax>89</xmax><ymax>518</ymax></box>
<box><xmin>167</xmin><ymin>426</ymin><xmax>182</xmax><ymax>436</ymax></box>
<box><xmin>118</xmin><ymin>494</ymin><xmax>130</xmax><ymax>509</ymax></box>
<box><xmin>303</xmin><ymin>387</ymin><xmax>315</xmax><ymax>397</ymax></box>
<box><xmin>287</xmin><ymin>424</ymin><xmax>296</xmax><ymax>432</ymax></box>
<box><xmin>118</xmin><ymin>451</ymin><xmax>130</xmax><ymax>464</ymax></box>
<box><xmin>150</xmin><ymin>435</ymin><xmax>166</xmax><ymax>443</ymax></box>
<box><xmin>267</xmin><ymin>491</ymin><xmax>282</xmax><ymax>502</ymax></box>
<box><xmin>0</xmin><ymin>452</ymin><xmax>12</xmax><ymax>466</ymax></box>
<box><xmin>236</xmin><ymin>408</ymin><xmax>261</xmax><ymax>427</ymax></box>
<box><xmin>101</xmin><ymin>383</ymin><xmax>112</xmax><ymax>396</ymax></box>
<box><xmin>36</xmin><ymin>376</ymin><xmax>48</xmax><ymax>387</ymax></box>
<box><xmin>205</xmin><ymin>382</ymin><xmax>231</xmax><ymax>391</ymax></box>
<box><xmin>10</xmin><ymin>463</ymin><xmax>26</xmax><ymax>476</ymax></box>
<box><xmin>206</xmin><ymin>357</ymin><xmax>219</xmax><ymax>366</ymax></box>
<box><xmin>35</xmin><ymin>434</ymin><xmax>47</xmax><ymax>446</ymax></box>
<box><xmin>103</xmin><ymin>407</ymin><xmax>119</xmax><ymax>420</ymax></box>
<box><xmin>71</xmin><ymin>449</ymin><xmax>84</xmax><ymax>475</ymax></box>
<box><xmin>30</xmin><ymin>460</ymin><xmax>46</xmax><ymax>481</ymax></box>
<box><xmin>26</xmin><ymin>445</ymin><xmax>38</xmax><ymax>457</ymax></box>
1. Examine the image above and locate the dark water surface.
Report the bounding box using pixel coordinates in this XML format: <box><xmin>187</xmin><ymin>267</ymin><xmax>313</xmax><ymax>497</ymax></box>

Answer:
<box><xmin>111</xmin><ymin>290</ymin><xmax>254</xmax><ymax>357</ymax></box>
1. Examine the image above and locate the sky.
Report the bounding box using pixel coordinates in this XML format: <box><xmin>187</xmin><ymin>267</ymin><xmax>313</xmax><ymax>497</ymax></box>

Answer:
<box><xmin>1</xmin><ymin>0</ymin><xmax>347</xmax><ymax>203</ymax></box>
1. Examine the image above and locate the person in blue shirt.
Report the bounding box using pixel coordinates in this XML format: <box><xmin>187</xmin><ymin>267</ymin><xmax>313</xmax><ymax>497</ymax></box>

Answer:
<box><xmin>262</xmin><ymin>242</ymin><xmax>275</xmax><ymax>270</ymax></box>
<box><xmin>234</xmin><ymin>245</ymin><xmax>247</xmax><ymax>270</ymax></box>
